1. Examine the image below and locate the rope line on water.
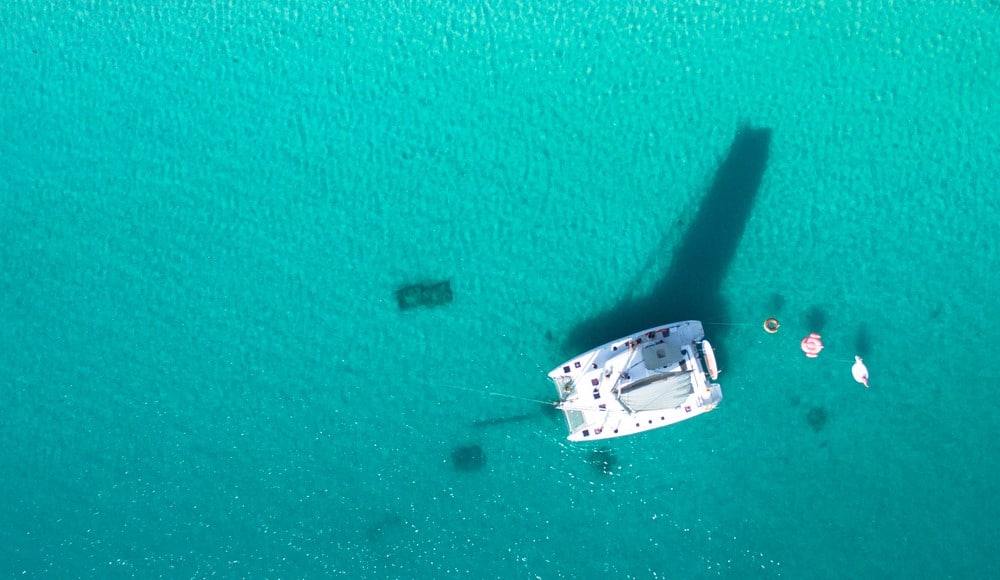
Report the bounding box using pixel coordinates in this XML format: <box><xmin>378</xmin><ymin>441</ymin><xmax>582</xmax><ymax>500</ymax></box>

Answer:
<box><xmin>443</xmin><ymin>384</ymin><xmax>554</xmax><ymax>406</ymax></box>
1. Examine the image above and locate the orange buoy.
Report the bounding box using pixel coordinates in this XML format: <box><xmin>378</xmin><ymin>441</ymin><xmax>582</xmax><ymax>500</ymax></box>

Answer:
<box><xmin>763</xmin><ymin>318</ymin><xmax>780</xmax><ymax>333</ymax></box>
<box><xmin>800</xmin><ymin>333</ymin><xmax>824</xmax><ymax>358</ymax></box>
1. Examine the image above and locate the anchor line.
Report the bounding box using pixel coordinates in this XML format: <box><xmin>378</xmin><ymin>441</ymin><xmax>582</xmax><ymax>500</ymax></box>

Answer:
<box><xmin>443</xmin><ymin>384</ymin><xmax>554</xmax><ymax>406</ymax></box>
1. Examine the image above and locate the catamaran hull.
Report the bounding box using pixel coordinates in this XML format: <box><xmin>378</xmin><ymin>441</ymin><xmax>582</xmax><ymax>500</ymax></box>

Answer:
<box><xmin>549</xmin><ymin>320</ymin><xmax>722</xmax><ymax>441</ymax></box>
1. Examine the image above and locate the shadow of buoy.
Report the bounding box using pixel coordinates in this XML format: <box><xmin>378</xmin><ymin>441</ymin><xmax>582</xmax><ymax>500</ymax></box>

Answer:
<box><xmin>451</xmin><ymin>444</ymin><xmax>486</xmax><ymax>472</ymax></box>
<box><xmin>805</xmin><ymin>306</ymin><xmax>827</xmax><ymax>333</ymax></box>
<box><xmin>587</xmin><ymin>447</ymin><xmax>618</xmax><ymax>476</ymax></box>
<box><xmin>364</xmin><ymin>512</ymin><xmax>403</xmax><ymax>542</ymax></box>
<box><xmin>769</xmin><ymin>293</ymin><xmax>786</xmax><ymax>313</ymax></box>
<box><xmin>854</xmin><ymin>323</ymin><xmax>872</xmax><ymax>357</ymax></box>
<box><xmin>806</xmin><ymin>406</ymin><xmax>827</xmax><ymax>433</ymax></box>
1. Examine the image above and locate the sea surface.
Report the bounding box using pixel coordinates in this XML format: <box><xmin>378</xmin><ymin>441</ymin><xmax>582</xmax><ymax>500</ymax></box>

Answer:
<box><xmin>2</xmin><ymin>1</ymin><xmax>998</xmax><ymax>578</ymax></box>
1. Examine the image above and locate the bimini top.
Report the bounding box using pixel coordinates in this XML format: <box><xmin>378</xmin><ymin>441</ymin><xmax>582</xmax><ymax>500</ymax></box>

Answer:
<box><xmin>548</xmin><ymin>320</ymin><xmax>722</xmax><ymax>441</ymax></box>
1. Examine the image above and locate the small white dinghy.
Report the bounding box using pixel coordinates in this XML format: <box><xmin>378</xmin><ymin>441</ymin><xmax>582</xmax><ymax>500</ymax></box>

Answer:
<box><xmin>701</xmin><ymin>340</ymin><xmax>720</xmax><ymax>380</ymax></box>
<box><xmin>852</xmin><ymin>356</ymin><xmax>870</xmax><ymax>387</ymax></box>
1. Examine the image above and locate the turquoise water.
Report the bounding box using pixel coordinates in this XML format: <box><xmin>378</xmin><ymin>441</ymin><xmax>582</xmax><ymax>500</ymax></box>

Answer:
<box><xmin>2</xmin><ymin>0</ymin><xmax>998</xmax><ymax>577</ymax></box>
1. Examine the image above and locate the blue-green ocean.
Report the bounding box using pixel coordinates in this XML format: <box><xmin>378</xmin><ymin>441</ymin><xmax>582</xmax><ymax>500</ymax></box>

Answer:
<box><xmin>2</xmin><ymin>1</ymin><xmax>998</xmax><ymax>577</ymax></box>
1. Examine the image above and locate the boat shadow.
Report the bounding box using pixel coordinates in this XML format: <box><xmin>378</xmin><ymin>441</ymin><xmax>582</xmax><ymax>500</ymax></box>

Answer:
<box><xmin>561</xmin><ymin>124</ymin><xmax>773</xmax><ymax>354</ymax></box>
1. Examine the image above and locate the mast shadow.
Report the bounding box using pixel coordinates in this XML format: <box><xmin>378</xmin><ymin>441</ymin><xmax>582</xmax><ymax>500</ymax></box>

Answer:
<box><xmin>562</xmin><ymin>124</ymin><xmax>772</xmax><ymax>353</ymax></box>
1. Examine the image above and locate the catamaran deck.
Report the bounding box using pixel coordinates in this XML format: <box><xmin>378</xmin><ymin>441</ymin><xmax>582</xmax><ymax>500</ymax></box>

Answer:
<box><xmin>549</xmin><ymin>320</ymin><xmax>722</xmax><ymax>441</ymax></box>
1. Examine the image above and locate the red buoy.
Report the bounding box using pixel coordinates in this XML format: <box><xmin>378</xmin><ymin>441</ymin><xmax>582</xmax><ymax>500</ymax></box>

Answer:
<box><xmin>800</xmin><ymin>333</ymin><xmax>824</xmax><ymax>358</ymax></box>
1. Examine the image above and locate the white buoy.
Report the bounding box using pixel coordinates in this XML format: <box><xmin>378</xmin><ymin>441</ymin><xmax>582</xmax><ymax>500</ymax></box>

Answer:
<box><xmin>852</xmin><ymin>356</ymin><xmax>870</xmax><ymax>387</ymax></box>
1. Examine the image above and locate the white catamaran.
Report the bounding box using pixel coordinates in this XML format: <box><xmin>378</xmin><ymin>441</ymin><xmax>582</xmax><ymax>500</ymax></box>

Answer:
<box><xmin>549</xmin><ymin>320</ymin><xmax>722</xmax><ymax>441</ymax></box>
